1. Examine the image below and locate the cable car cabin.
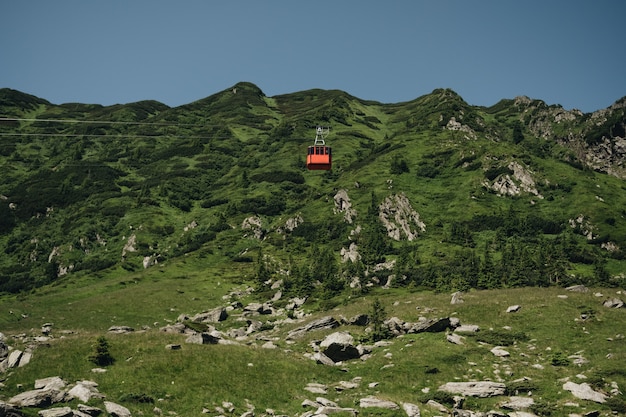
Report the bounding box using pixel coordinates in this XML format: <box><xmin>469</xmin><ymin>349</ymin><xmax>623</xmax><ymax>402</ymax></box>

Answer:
<box><xmin>306</xmin><ymin>145</ymin><xmax>332</xmax><ymax>170</ymax></box>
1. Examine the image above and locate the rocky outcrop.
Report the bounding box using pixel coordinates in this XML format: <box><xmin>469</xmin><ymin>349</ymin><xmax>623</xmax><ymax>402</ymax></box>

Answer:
<box><xmin>378</xmin><ymin>193</ymin><xmax>425</xmax><ymax>241</ymax></box>
<box><xmin>334</xmin><ymin>189</ymin><xmax>357</xmax><ymax>223</ymax></box>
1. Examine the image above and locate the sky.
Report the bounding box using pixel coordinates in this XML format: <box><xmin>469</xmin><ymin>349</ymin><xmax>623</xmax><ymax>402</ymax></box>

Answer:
<box><xmin>2</xmin><ymin>1</ymin><xmax>625</xmax><ymax>113</ymax></box>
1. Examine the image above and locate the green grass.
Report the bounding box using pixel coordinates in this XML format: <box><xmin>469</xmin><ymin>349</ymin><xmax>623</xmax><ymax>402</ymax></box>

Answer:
<box><xmin>0</xmin><ymin>262</ymin><xmax>624</xmax><ymax>416</ymax></box>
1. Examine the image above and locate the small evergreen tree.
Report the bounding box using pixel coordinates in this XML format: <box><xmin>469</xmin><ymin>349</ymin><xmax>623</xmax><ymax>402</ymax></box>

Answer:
<box><xmin>369</xmin><ymin>298</ymin><xmax>390</xmax><ymax>342</ymax></box>
<box><xmin>89</xmin><ymin>336</ymin><xmax>115</xmax><ymax>366</ymax></box>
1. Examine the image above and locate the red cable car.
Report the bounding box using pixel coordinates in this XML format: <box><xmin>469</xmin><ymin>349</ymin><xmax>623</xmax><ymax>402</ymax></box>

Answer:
<box><xmin>306</xmin><ymin>126</ymin><xmax>332</xmax><ymax>170</ymax></box>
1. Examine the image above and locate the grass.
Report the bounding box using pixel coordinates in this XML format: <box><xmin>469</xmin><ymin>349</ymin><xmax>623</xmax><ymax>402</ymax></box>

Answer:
<box><xmin>0</xmin><ymin>257</ymin><xmax>624</xmax><ymax>416</ymax></box>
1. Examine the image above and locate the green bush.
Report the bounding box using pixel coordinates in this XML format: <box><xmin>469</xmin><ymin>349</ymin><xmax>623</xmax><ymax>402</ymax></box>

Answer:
<box><xmin>88</xmin><ymin>336</ymin><xmax>115</xmax><ymax>366</ymax></box>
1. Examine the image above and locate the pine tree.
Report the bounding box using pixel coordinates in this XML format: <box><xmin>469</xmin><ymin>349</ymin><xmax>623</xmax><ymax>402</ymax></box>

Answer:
<box><xmin>89</xmin><ymin>336</ymin><xmax>115</xmax><ymax>366</ymax></box>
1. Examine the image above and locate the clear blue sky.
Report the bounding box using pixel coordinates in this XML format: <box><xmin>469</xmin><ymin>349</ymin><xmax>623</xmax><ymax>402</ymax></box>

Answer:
<box><xmin>2</xmin><ymin>1</ymin><xmax>624</xmax><ymax>113</ymax></box>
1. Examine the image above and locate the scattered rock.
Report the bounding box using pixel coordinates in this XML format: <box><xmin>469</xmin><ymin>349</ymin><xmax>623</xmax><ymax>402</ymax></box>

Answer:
<box><xmin>402</xmin><ymin>402</ymin><xmax>421</xmax><ymax>417</ymax></box>
<box><xmin>185</xmin><ymin>332</ymin><xmax>221</xmax><ymax>345</ymax></box>
<box><xmin>191</xmin><ymin>307</ymin><xmax>228</xmax><ymax>323</ymax></box>
<box><xmin>603</xmin><ymin>297</ymin><xmax>624</xmax><ymax>308</ymax></box>
<box><xmin>104</xmin><ymin>401</ymin><xmax>132</xmax><ymax>417</ymax></box>
<box><xmin>107</xmin><ymin>326</ymin><xmax>134</xmax><ymax>334</ymax></box>
<box><xmin>562</xmin><ymin>381</ymin><xmax>607</xmax><ymax>403</ymax></box>
<box><xmin>287</xmin><ymin>316</ymin><xmax>340</xmax><ymax>339</ymax></box>
<box><xmin>446</xmin><ymin>333</ymin><xmax>464</xmax><ymax>345</ymax></box>
<box><xmin>491</xmin><ymin>347</ymin><xmax>510</xmax><ymax>357</ymax></box>
<box><xmin>454</xmin><ymin>325</ymin><xmax>480</xmax><ymax>333</ymax></box>
<box><xmin>506</xmin><ymin>305</ymin><xmax>521</xmax><ymax>313</ymax></box>
<box><xmin>438</xmin><ymin>381</ymin><xmax>506</xmax><ymax>397</ymax></box>
<box><xmin>359</xmin><ymin>396</ymin><xmax>399</xmax><ymax>410</ymax></box>
<box><xmin>566</xmin><ymin>285</ymin><xmax>589</xmax><ymax>293</ymax></box>
<box><xmin>67</xmin><ymin>380</ymin><xmax>103</xmax><ymax>403</ymax></box>
<box><xmin>450</xmin><ymin>291</ymin><xmax>464</xmax><ymax>305</ymax></box>
<box><xmin>501</xmin><ymin>396</ymin><xmax>535</xmax><ymax>410</ymax></box>
<box><xmin>38</xmin><ymin>406</ymin><xmax>73</xmax><ymax>417</ymax></box>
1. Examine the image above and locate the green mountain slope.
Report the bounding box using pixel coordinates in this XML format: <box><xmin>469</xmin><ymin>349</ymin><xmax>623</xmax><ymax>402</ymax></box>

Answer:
<box><xmin>1</xmin><ymin>83</ymin><xmax>625</xmax><ymax>294</ymax></box>
<box><xmin>0</xmin><ymin>83</ymin><xmax>625</xmax><ymax>416</ymax></box>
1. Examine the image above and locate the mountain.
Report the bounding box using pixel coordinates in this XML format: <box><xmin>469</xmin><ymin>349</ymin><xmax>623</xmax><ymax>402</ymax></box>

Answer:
<box><xmin>0</xmin><ymin>82</ymin><xmax>625</xmax><ymax>295</ymax></box>
<box><xmin>0</xmin><ymin>83</ymin><xmax>626</xmax><ymax>416</ymax></box>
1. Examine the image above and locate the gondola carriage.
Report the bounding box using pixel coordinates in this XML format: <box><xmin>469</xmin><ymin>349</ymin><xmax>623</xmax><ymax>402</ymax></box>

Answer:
<box><xmin>306</xmin><ymin>126</ymin><xmax>332</xmax><ymax>170</ymax></box>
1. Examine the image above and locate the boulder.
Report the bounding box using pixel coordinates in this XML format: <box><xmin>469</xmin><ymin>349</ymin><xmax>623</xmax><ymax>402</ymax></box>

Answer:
<box><xmin>501</xmin><ymin>396</ymin><xmax>535</xmax><ymax>410</ymax></box>
<box><xmin>446</xmin><ymin>333</ymin><xmax>464</xmax><ymax>345</ymax></box>
<box><xmin>454</xmin><ymin>325</ymin><xmax>480</xmax><ymax>333</ymax></box>
<box><xmin>320</xmin><ymin>332</ymin><xmax>360</xmax><ymax>362</ymax></box>
<box><xmin>450</xmin><ymin>291</ymin><xmax>464</xmax><ymax>305</ymax></box>
<box><xmin>402</xmin><ymin>402</ymin><xmax>421</xmax><ymax>417</ymax></box>
<box><xmin>316</xmin><ymin>406</ymin><xmax>358</xmax><ymax>416</ymax></box>
<box><xmin>191</xmin><ymin>307</ymin><xmax>228</xmax><ymax>323</ymax></box>
<box><xmin>438</xmin><ymin>381</ymin><xmax>506</xmax><ymax>397</ymax></box>
<box><xmin>407</xmin><ymin>317</ymin><xmax>451</xmax><ymax>333</ymax></box>
<box><xmin>67</xmin><ymin>380</ymin><xmax>102</xmax><ymax>403</ymax></box>
<box><xmin>38</xmin><ymin>406</ymin><xmax>73</xmax><ymax>417</ymax></box>
<box><xmin>287</xmin><ymin>316</ymin><xmax>339</xmax><ymax>339</ymax></box>
<box><xmin>603</xmin><ymin>298</ymin><xmax>624</xmax><ymax>308</ymax></box>
<box><xmin>491</xmin><ymin>347</ymin><xmax>510</xmax><ymax>357</ymax></box>
<box><xmin>77</xmin><ymin>403</ymin><xmax>103</xmax><ymax>416</ymax></box>
<box><xmin>104</xmin><ymin>401</ymin><xmax>132</xmax><ymax>417</ymax></box>
<box><xmin>359</xmin><ymin>396</ymin><xmax>399</xmax><ymax>410</ymax></box>
<box><xmin>562</xmin><ymin>381</ymin><xmax>607</xmax><ymax>403</ymax></box>
<box><xmin>6</xmin><ymin>350</ymin><xmax>23</xmax><ymax>368</ymax></box>
<box><xmin>9</xmin><ymin>388</ymin><xmax>65</xmax><ymax>407</ymax></box>
<box><xmin>185</xmin><ymin>332</ymin><xmax>221</xmax><ymax>345</ymax></box>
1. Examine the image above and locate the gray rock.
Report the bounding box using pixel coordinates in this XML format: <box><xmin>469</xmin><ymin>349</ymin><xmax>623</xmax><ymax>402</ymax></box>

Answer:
<box><xmin>104</xmin><ymin>401</ymin><xmax>132</xmax><ymax>417</ymax></box>
<box><xmin>185</xmin><ymin>332</ymin><xmax>221</xmax><ymax>345</ymax></box>
<box><xmin>566</xmin><ymin>285</ymin><xmax>589</xmax><ymax>293</ymax></box>
<box><xmin>450</xmin><ymin>291</ymin><xmax>464</xmax><ymax>305</ymax></box>
<box><xmin>490</xmin><ymin>346</ymin><xmax>510</xmax><ymax>357</ymax></box>
<box><xmin>320</xmin><ymin>332</ymin><xmax>360</xmax><ymax>362</ymax></box>
<box><xmin>501</xmin><ymin>396</ymin><xmax>535</xmax><ymax>410</ymax></box>
<box><xmin>407</xmin><ymin>317</ymin><xmax>451</xmax><ymax>333</ymax></box>
<box><xmin>0</xmin><ymin>401</ymin><xmax>21</xmax><ymax>417</ymax></box>
<box><xmin>603</xmin><ymin>297</ymin><xmax>624</xmax><ymax>308</ymax></box>
<box><xmin>9</xmin><ymin>388</ymin><xmax>65</xmax><ymax>407</ymax></box>
<box><xmin>446</xmin><ymin>333</ymin><xmax>464</xmax><ymax>345</ymax></box>
<box><xmin>77</xmin><ymin>404</ymin><xmax>103</xmax><ymax>416</ymax></box>
<box><xmin>287</xmin><ymin>316</ymin><xmax>339</xmax><ymax>339</ymax></box>
<box><xmin>6</xmin><ymin>350</ymin><xmax>23</xmax><ymax>369</ymax></box>
<box><xmin>438</xmin><ymin>381</ymin><xmax>506</xmax><ymax>397</ymax></box>
<box><xmin>67</xmin><ymin>381</ymin><xmax>102</xmax><ymax>403</ymax></box>
<box><xmin>107</xmin><ymin>326</ymin><xmax>134</xmax><ymax>334</ymax></box>
<box><xmin>316</xmin><ymin>406</ymin><xmax>358</xmax><ymax>416</ymax></box>
<box><xmin>35</xmin><ymin>377</ymin><xmax>65</xmax><ymax>391</ymax></box>
<box><xmin>18</xmin><ymin>351</ymin><xmax>32</xmax><ymax>367</ymax></box>
<box><xmin>562</xmin><ymin>381</ymin><xmax>607</xmax><ymax>403</ymax></box>
<box><xmin>38</xmin><ymin>406</ymin><xmax>73</xmax><ymax>417</ymax></box>
<box><xmin>454</xmin><ymin>324</ymin><xmax>480</xmax><ymax>333</ymax></box>
<box><xmin>191</xmin><ymin>307</ymin><xmax>228</xmax><ymax>323</ymax></box>
<box><xmin>402</xmin><ymin>402</ymin><xmax>421</xmax><ymax>417</ymax></box>
<box><xmin>359</xmin><ymin>396</ymin><xmax>399</xmax><ymax>410</ymax></box>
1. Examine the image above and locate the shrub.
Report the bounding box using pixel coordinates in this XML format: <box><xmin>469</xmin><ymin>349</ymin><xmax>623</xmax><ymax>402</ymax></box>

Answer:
<box><xmin>550</xmin><ymin>351</ymin><xmax>570</xmax><ymax>367</ymax></box>
<box><xmin>89</xmin><ymin>336</ymin><xmax>115</xmax><ymax>366</ymax></box>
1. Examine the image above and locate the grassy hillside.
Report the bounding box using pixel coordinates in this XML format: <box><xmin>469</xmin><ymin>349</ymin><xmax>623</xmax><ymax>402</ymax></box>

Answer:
<box><xmin>0</xmin><ymin>82</ymin><xmax>625</xmax><ymax>415</ymax></box>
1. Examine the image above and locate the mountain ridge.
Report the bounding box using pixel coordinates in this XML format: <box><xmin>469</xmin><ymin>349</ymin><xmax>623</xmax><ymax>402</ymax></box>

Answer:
<box><xmin>0</xmin><ymin>81</ymin><xmax>625</xmax><ymax>295</ymax></box>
